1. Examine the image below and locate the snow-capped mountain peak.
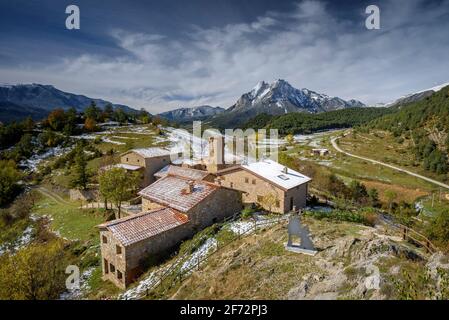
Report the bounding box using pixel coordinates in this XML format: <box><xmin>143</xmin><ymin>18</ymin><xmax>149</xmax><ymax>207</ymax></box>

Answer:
<box><xmin>231</xmin><ymin>79</ymin><xmax>365</xmax><ymax>116</ymax></box>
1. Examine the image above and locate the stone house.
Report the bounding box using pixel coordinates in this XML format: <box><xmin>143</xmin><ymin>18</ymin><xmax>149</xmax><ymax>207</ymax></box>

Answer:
<box><xmin>202</xmin><ymin>135</ymin><xmax>311</xmax><ymax>214</ymax></box>
<box><xmin>98</xmin><ymin>135</ymin><xmax>311</xmax><ymax>288</ymax></box>
<box><xmin>216</xmin><ymin>159</ymin><xmax>311</xmax><ymax>214</ymax></box>
<box><xmin>98</xmin><ymin>207</ymin><xmax>190</xmax><ymax>289</ymax></box>
<box><xmin>120</xmin><ymin>147</ymin><xmax>178</xmax><ymax>186</ymax></box>
<box><xmin>99</xmin><ymin>174</ymin><xmax>242</xmax><ymax>288</ymax></box>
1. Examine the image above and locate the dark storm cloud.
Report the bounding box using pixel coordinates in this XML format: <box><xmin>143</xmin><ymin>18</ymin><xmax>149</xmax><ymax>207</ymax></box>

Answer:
<box><xmin>0</xmin><ymin>0</ymin><xmax>448</xmax><ymax>112</ymax></box>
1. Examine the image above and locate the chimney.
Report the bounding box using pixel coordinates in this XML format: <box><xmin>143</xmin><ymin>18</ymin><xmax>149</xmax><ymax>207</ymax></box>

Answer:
<box><xmin>183</xmin><ymin>180</ymin><xmax>195</xmax><ymax>194</ymax></box>
<box><xmin>283</xmin><ymin>166</ymin><xmax>288</xmax><ymax>174</ymax></box>
<box><xmin>188</xmin><ymin>181</ymin><xmax>195</xmax><ymax>193</ymax></box>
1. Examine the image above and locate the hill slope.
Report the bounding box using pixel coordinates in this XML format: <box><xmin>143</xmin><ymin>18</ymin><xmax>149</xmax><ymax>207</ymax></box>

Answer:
<box><xmin>242</xmin><ymin>107</ymin><xmax>393</xmax><ymax>135</ymax></box>
<box><xmin>150</xmin><ymin>218</ymin><xmax>445</xmax><ymax>300</ymax></box>
<box><xmin>158</xmin><ymin>105</ymin><xmax>225</xmax><ymax>123</ymax></box>
<box><xmin>368</xmin><ymin>85</ymin><xmax>449</xmax><ymax>175</ymax></box>
<box><xmin>0</xmin><ymin>84</ymin><xmax>137</xmax><ymax>123</ymax></box>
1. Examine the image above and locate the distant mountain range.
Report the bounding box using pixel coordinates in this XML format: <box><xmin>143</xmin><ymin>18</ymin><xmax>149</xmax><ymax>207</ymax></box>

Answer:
<box><xmin>375</xmin><ymin>82</ymin><xmax>449</xmax><ymax>108</ymax></box>
<box><xmin>158</xmin><ymin>105</ymin><xmax>225</xmax><ymax>123</ymax></box>
<box><xmin>206</xmin><ymin>79</ymin><xmax>365</xmax><ymax>127</ymax></box>
<box><xmin>157</xmin><ymin>79</ymin><xmax>366</xmax><ymax>127</ymax></box>
<box><xmin>0</xmin><ymin>84</ymin><xmax>137</xmax><ymax>123</ymax></box>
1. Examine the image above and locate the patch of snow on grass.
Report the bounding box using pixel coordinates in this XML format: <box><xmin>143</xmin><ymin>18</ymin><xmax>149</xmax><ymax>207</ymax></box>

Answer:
<box><xmin>0</xmin><ymin>225</ymin><xmax>34</xmax><ymax>256</ymax></box>
<box><xmin>101</xmin><ymin>137</ymin><xmax>125</xmax><ymax>145</ymax></box>
<box><xmin>119</xmin><ymin>267</ymin><xmax>169</xmax><ymax>300</ymax></box>
<box><xmin>19</xmin><ymin>146</ymin><xmax>71</xmax><ymax>172</ymax></box>
<box><xmin>59</xmin><ymin>267</ymin><xmax>96</xmax><ymax>300</ymax></box>
<box><xmin>180</xmin><ymin>238</ymin><xmax>217</xmax><ymax>273</ymax></box>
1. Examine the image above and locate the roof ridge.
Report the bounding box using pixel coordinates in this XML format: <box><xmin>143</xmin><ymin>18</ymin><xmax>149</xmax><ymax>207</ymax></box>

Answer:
<box><xmin>98</xmin><ymin>207</ymin><xmax>171</xmax><ymax>228</ymax></box>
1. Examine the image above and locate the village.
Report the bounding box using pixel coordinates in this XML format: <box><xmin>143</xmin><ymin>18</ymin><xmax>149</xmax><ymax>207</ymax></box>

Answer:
<box><xmin>98</xmin><ymin>133</ymin><xmax>312</xmax><ymax>288</ymax></box>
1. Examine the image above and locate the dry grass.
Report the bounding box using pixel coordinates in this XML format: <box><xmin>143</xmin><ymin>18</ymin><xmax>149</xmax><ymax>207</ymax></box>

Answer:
<box><xmin>361</xmin><ymin>180</ymin><xmax>429</xmax><ymax>203</ymax></box>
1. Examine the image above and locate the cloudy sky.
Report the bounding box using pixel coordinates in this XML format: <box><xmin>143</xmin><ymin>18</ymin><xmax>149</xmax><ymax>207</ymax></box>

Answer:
<box><xmin>1</xmin><ymin>0</ymin><xmax>449</xmax><ymax>113</ymax></box>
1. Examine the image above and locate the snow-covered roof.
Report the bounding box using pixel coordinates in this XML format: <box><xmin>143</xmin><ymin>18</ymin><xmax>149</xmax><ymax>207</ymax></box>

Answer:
<box><xmin>101</xmin><ymin>163</ymin><xmax>143</xmax><ymax>171</ymax></box>
<box><xmin>242</xmin><ymin>159</ymin><xmax>311</xmax><ymax>190</ymax></box>
<box><xmin>114</xmin><ymin>164</ymin><xmax>142</xmax><ymax>171</ymax></box>
<box><xmin>128</xmin><ymin>147</ymin><xmax>172</xmax><ymax>158</ymax></box>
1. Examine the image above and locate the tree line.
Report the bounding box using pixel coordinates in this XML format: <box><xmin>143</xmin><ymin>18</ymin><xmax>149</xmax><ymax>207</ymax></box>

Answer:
<box><xmin>243</xmin><ymin>107</ymin><xmax>394</xmax><ymax>135</ymax></box>
<box><xmin>367</xmin><ymin>85</ymin><xmax>449</xmax><ymax>175</ymax></box>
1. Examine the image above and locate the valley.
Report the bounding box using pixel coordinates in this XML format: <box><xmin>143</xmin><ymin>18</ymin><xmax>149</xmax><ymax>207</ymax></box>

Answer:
<box><xmin>1</xmin><ymin>83</ymin><xmax>449</xmax><ymax>301</ymax></box>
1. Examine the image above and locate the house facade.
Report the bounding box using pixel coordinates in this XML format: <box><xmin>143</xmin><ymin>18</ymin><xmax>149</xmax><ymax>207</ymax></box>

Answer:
<box><xmin>120</xmin><ymin>147</ymin><xmax>176</xmax><ymax>186</ymax></box>
<box><xmin>99</xmin><ymin>174</ymin><xmax>242</xmax><ymax>288</ymax></box>
<box><xmin>216</xmin><ymin>160</ymin><xmax>310</xmax><ymax>214</ymax></box>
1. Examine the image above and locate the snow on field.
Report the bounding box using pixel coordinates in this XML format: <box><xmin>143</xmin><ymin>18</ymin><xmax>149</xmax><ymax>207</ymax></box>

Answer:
<box><xmin>59</xmin><ymin>267</ymin><xmax>96</xmax><ymax>300</ymax></box>
<box><xmin>101</xmin><ymin>137</ymin><xmax>125</xmax><ymax>145</ymax></box>
<box><xmin>180</xmin><ymin>238</ymin><xmax>218</xmax><ymax>273</ymax></box>
<box><xmin>305</xmin><ymin>206</ymin><xmax>333</xmax><ymax>214</ymax></box>
<box><xmin>119</xmin><ymin>267</ymin><xmax>169</xmax><ymax>300</ymax></box>
<box><xmin>0</xmin><ymin>226</ymin><xmax>34</xmax><ymax>256</ymax></box>
<box><xmin>227</xmin><ymin>220</ymin><xmax>255</xmax><ymax>235</ymax></box>
<box><xmin>165</xmin><ymin>127</ymin><xmax>208</xmax><ymax>159</ymax></box>
<box><xmin>19</xmin><ymin>146</ymin><xmax>71</xmax><ymax>172</ymax></box>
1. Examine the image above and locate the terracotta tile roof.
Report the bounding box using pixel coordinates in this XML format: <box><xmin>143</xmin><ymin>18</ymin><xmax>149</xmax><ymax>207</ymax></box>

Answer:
<box><xmin>138</xmin><ymin>176</ymin><xmax>219</xmax><ymax>212</ymax></box>
<box><xmin>100</xmin><ymin>207</ymin><xmax>189</xmax><ymax>246</ymax></box>
<box><xmin>154</xmin><ymin>165</ymin><xmax>210</xmax><ymax>180</ymax></box>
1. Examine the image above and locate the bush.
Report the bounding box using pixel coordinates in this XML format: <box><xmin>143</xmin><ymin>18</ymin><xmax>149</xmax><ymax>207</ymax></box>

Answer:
<box><xmin>0</xmin><ymin>240</ymin><xmax>69</xmax><ymax>300</ymax></box>
<box><xmin>305</xmin><ymin>208</ymin><xmax>378</xmax><ymax>227</ymax></box>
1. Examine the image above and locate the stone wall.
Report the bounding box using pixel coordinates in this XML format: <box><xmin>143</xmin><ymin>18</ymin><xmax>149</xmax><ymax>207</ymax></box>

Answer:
<box><xmin>69</xmin><ymin>189</ymin><xmax>98</xmax><ymax>201</ymax></box>
<box><xmin>120</xmin><ymin>152</ymin><xmax>171</xmax><ymax>187</ymax></box>
<box><xmin>218</xmin><ymin>168</ymin><xmax>308</xmax><ymax>213</ymax></box>
<box><xmin>99</xmin><ymin>229</ymin><xmax>128</xmax><ymax>289</ymax></box>
<box><xmin>187</xmin><ymin>187</ymin><xmax>243</xmax><ymax>229</ymax></box>
<box><xmin>101</xmin><ymin>187</ymin><xmax>243</xmax><ymax>288</ymax></box>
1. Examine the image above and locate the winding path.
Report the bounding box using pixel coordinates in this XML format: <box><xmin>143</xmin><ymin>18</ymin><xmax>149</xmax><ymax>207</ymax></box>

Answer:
<box><xmin>35</xmin><ymin>186</ymin><xmax>74</xmax><ymax>206</ymax></box>
<box><xmin>330</xmin><ymin>135</ymin><xmax>449</xmax><ymax>190</ymax></box>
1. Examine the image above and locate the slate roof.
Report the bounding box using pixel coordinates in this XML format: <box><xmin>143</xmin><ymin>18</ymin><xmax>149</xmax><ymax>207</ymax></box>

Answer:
<box><xmin>154</xmin><ymin>165</ymin><xmax>210</xmax><ymax>181</ymax></box>
<box><xmin>138</xmin><ymin>176</ymin><xmax>219</xmax><ymax>212</ymax></box>
<box><xmin>99</xmin><ymin>207</ymin><xmax>189</xmax><ymax>246</ymax></box>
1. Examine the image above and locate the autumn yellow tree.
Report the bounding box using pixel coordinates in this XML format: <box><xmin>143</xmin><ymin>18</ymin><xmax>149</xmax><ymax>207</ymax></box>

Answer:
<box><xmin>84</xmin><ymin>117</ymin><xmax>97</xmax><ymax>132</ymax></box>
<box><xmin>0</xmin><ymin>240</ymin><xmax>68</xmax><ymax>300</ymax></box>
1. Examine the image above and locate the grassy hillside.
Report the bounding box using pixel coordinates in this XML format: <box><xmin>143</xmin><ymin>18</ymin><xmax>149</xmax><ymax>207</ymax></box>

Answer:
<box><xmin>242</xmin><ymin>107</ymin><xmax>394</xmax><ymax>135</ymax></box>
<box><xmin>147</xmin><ymin>217</ymin><xmax>446</xmax><ymax>300</ymax></box>
<box><xmin>367</xmin><ymin>85</ymin><xmax>449</xmax><ymax>176</ymax></box>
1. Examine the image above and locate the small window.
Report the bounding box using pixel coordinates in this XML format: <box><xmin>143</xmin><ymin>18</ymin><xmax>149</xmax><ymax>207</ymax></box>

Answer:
<box><xmin>110</xmin><ymin>263</ymin><xmax>116</xmax><ymax>273</ymax></box>
<box><xmin>102</xmin><ymin>235</ymin><xmax>108</xmax><ymax>244</ymax></box>
<box><xmin>137</xmin><ymin>159</ymin><xmax>140</xmax><ymax>163</ymax></box>
<box><xmin>252</xmin><ymin>179</ymin><xmax>256</xmax><ymax>185</ymax></box>
<box><xmin>275</xmin><ymin>200</ymin><xmax>280</xmax><ymax>208</ymax></box>
<box><xmin>126</xmin><ymin>157</ymin><xmax>129</xmax><ymax>162</ymax></box>
<box><xmin>104</xmin><ymin>259</ymin><xmax>109</xmax><ymax>274</ymax></box>
<box><xmin>245</xmin><ymin>177</ymin><xmax>249</xmax><ymax>183</ymax></box>
<box><xmin>116</xmin><ymin>245</ymin><xmax>122</xmax><ymax>255</ymax></box>
<box><xmin>230</xmin><ymin>182</ymin><xmax>234</xmax><ymax>188</ymax></box>
<box><xmin>117</xmin><ymin>270</ymin><xmax>123</xmax><ymax>280</ymax></box>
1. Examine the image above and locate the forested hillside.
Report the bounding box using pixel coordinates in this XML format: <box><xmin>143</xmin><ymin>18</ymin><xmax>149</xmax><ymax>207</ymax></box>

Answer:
<box><xmin>243</xmin><ymin>107</ymin><xmax>393</xmax><ymax>135</ymax></box>
<box><xmin>367</xmin><ymin>85</ymin><xmax>449</xmax><ymax>175</ymax></box>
